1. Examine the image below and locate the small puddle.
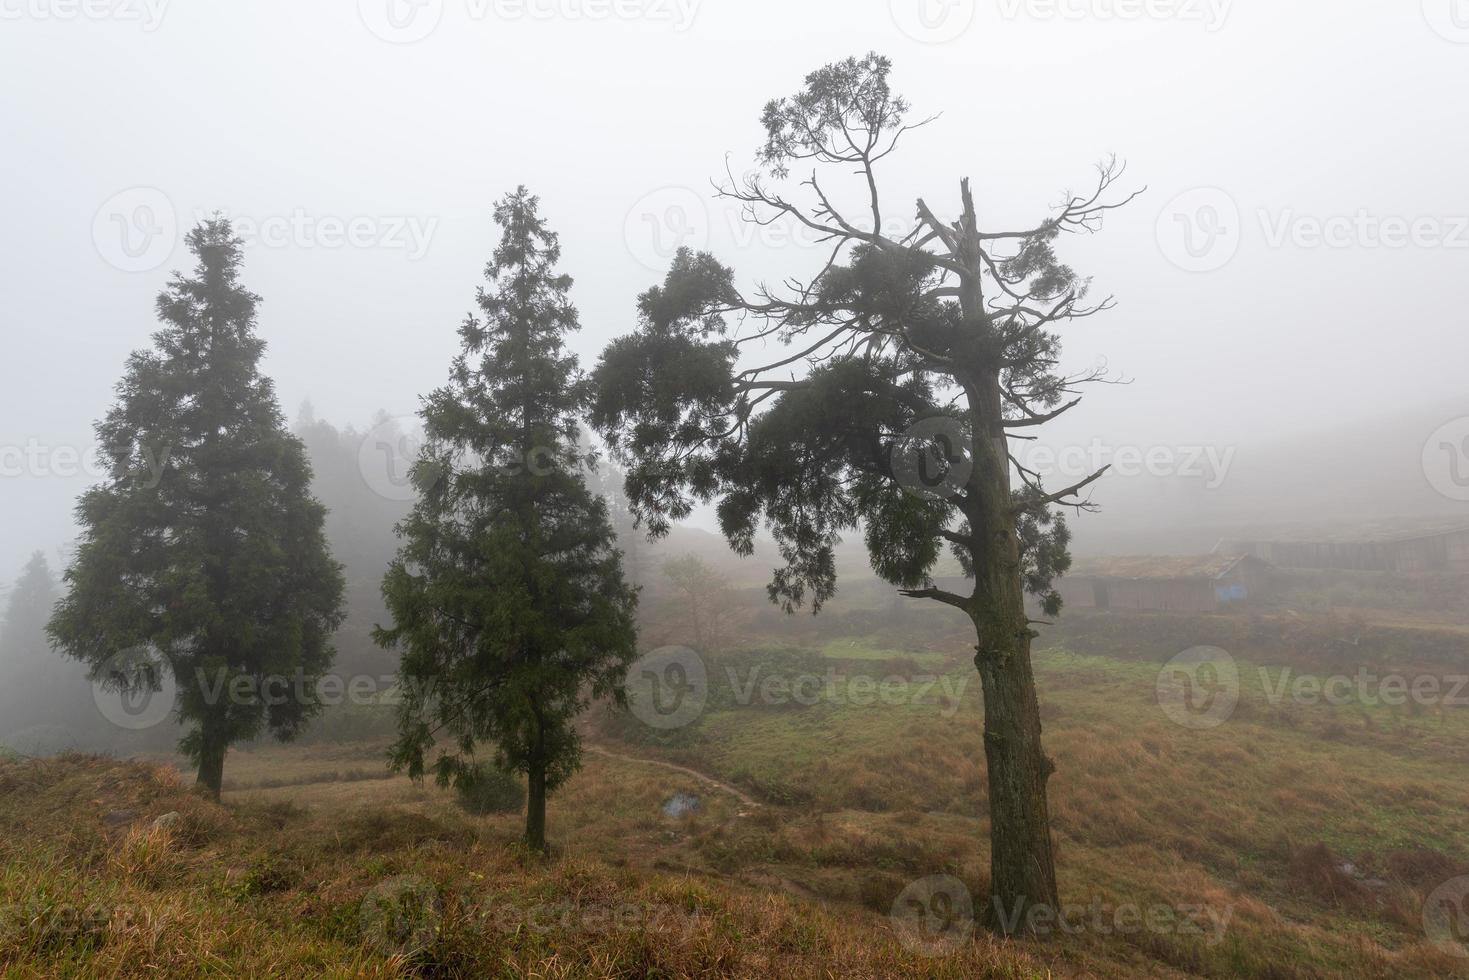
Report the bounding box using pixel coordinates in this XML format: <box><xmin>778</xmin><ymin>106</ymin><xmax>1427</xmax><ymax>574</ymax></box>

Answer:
<box><xmin>662</xmin><ymin>792</ymin><xmax>701</xmax><ymax>818</ymax></box>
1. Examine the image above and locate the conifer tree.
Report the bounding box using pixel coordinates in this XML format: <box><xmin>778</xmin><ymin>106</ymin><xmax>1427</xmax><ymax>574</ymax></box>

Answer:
<box><xmin>377</xmin><ymin>188</ymin><xmax>638</xmax><ymax>853</ymax></box>
<box><xmin>49</xmin><ymin>220</ymin><xmax>345</xmax><ymax>799</ymax></box>
<box><xmin>590</xmin><ymin>54</ymin><xmax>1137</xmax><ymax>928</ymax></box>
<box><xmin>0</xmin><ymin>552</ymin><xmax>62</xmax><ymax>744</ymax></box>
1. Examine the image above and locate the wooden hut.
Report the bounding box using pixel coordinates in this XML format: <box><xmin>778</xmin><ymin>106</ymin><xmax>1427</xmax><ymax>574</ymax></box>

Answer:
<box><xmin>1055</xmin><ymin>554</ymin><xmax>1271</xmax><ymax>613</ymax></box>
<box><xmin>1223</xmin><ymin>519</ymin><xmax>1469</xmax><ymax>574</ymax></box>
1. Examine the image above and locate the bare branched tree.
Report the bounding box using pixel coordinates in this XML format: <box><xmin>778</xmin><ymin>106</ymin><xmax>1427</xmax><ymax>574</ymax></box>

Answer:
<box><xmin>591</xmin><ymin>52</ymin><xmax>1140</xmax><ymax>930</ymax></box>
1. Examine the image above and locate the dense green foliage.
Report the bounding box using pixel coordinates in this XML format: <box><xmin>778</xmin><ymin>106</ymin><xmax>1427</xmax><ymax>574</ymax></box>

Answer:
<box><xmin>47</xmin><ymin>221</ymin><xmax>345</xmax><ymax>796</ymax></box>
<box><xmin>376</xmin><ymin>188</ymin><xmax>638</xmax><ymax>851</ymax></box>
<box><xmin>454</xmin><ymin>762</ymin><xmax>527</xmax><ymax>816</ymax></box>
<box><xmin>589</xmin><ymin>94</ymin><xmax>1083</xmax><ymax>617</ymax></box>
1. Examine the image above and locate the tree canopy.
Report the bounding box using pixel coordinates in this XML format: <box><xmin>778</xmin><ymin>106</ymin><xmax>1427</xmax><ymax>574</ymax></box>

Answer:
<box><xmin>48</xmin><ymin>220</ymin><xmax>345</xmax><ymax>798</ymax></box>
<box><xmin>590</xmin><ymin>52</ymin><xmax>1138</xmax><ymax>929</ymax></box>
<box><xmin>377</xmin><ymin>188</ymin><xmax>639</xmax><ymax>852</ymax></box>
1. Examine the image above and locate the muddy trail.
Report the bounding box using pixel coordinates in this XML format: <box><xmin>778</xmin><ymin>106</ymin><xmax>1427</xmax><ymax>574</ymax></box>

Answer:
<box><xmin>584</xmin><ymin>744</ymin><xmax>762</xmax><ymax>810</ymax></box>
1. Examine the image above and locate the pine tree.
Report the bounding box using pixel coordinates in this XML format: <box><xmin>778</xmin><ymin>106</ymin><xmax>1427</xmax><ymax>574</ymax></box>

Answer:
<box><xmin>2</xmin><ymin>553</ymin><xmax>56</xmax><ymax>668</ymax></box>
<box><xmin>48</xmin><ymin>220</ymin><xmax>345</xmax><ymax>800</ymax></box>
<box><xmin>377</xmin><ymin>188</ymin><xmax>638</xmax><ymax>854</ymax></box>
<box><xmin>0</xmin><ymin>552</ymin><xmax>61</xmax><ymax>743</ymax></box>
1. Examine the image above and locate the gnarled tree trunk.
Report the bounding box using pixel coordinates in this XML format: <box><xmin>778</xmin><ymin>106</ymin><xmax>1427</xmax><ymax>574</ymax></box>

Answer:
<box><xmin>973</xmin><ymin>617</ymin><xmax>1058</xmax><ymax>932</ymax></box>
<box><xmin>959</xmin><ymin>204</ymin><xmax>1061</xmax><ymax>931</ymax></box>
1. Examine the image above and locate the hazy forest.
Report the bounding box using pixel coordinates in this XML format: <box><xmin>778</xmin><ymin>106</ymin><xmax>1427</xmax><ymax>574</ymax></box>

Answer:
<box><xmin>2</xmin><ymin>5</ymin><xmax>1468</xmax><ymax>977</ymax></box>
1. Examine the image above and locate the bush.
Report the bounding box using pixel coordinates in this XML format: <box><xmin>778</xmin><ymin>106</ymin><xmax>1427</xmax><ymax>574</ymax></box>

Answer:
<box><xmin>455</xmin><ymin>765</ymin><xmax>525</xmax><ymax>816</ymax></box>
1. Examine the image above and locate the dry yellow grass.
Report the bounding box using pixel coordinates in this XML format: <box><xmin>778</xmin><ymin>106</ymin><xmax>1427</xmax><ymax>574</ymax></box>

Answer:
<box><xmin>10</xmin><ymin>601</ymin><xmax>1469</xmax><ymax>977</ymax></box>
<box><xmin>0</xmin><ymin>754</ymin><xmax>1049</xmax><ymax>978</ymax></box>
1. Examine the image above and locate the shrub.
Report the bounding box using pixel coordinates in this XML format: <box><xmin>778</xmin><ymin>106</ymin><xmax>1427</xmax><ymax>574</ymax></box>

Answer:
<box><xmin>455</xmin><ymin>765</ymin><xmax>525</xmax><ymax>816</ymax></box>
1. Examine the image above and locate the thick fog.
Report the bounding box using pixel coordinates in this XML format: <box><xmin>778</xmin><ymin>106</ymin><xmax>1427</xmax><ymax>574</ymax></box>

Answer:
<box><xmin>7</xmin><ymin>10</ymin><xmax>1469</xmax><ymax>972</ymax></box>
<box><xmin>3</xmin><ymin>2</ymin><xmax>1467</xmax><ymax>577</ymax></box>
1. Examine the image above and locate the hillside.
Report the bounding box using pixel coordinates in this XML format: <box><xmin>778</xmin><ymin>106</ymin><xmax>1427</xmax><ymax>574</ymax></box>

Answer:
<box><xmin>0</xmin><ymin>754</ymin><xmax>1046</xmax><ymax>978</ymax></box>
<box><xmin>10</xmin><ymin>597</ymin><xmax>1469</xmax><ymax>977</ymax></box>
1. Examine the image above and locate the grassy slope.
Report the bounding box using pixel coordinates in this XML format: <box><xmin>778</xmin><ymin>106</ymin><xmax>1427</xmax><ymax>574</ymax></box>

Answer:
<box><xmin>0</xmin><ymin>754</ymin><xmax>1048</xmax><ymax>978</ymax></box>
<box><xmin>8</xmin><ymin>601</ymin><xmax>1469</xmax><ymax>976</ymax></box>
<box><xmin>588</xmin><ymin>621</ymin><xmax>1469</xmax><ymax>979</ymax></box>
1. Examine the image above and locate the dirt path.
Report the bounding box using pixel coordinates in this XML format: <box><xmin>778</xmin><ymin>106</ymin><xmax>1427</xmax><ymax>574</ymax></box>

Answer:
<box><xmin>585</xmin><ymin>745</ymin><xmax>761</xmax><ymax>809</ymax></box>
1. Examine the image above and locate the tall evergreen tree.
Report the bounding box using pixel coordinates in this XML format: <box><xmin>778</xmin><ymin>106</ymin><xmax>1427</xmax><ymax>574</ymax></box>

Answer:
<box><xmin>0</xmin><ymin>552</ymin><xmax>62</xmax><ymax>743</ymax></box>
<box><xmin>377</xmin><ymin>188</ymin><xmax>638</xmax><ymax>853</ymax></box>
<box><xmin>48</xmin><ymin>220</ymin><xmax>345</xmax><ymax>800</ymax></box>
<box><xmin>2</xmin><ymin>553</ymin><xmax>56</xmax><ymax>669</ymax></box>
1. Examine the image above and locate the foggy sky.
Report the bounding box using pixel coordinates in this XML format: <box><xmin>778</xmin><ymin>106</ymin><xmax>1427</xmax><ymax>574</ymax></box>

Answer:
<box><xmin>3</xmin><ymin>1</ymin><xmax>1467</xmax><ymax>574</ymax></box>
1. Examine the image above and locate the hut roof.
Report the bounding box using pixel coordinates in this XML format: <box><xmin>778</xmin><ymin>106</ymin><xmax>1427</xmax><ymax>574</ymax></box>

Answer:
<box><xmin>1065</xmin><ymin>554</ymin><xmax>1258</xmax><ymax>582</ymax></box>
<box><xmin>1225</xmin><ymin>516</ymin><xmax>1469</xmax><ymax>546</ymax></box>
